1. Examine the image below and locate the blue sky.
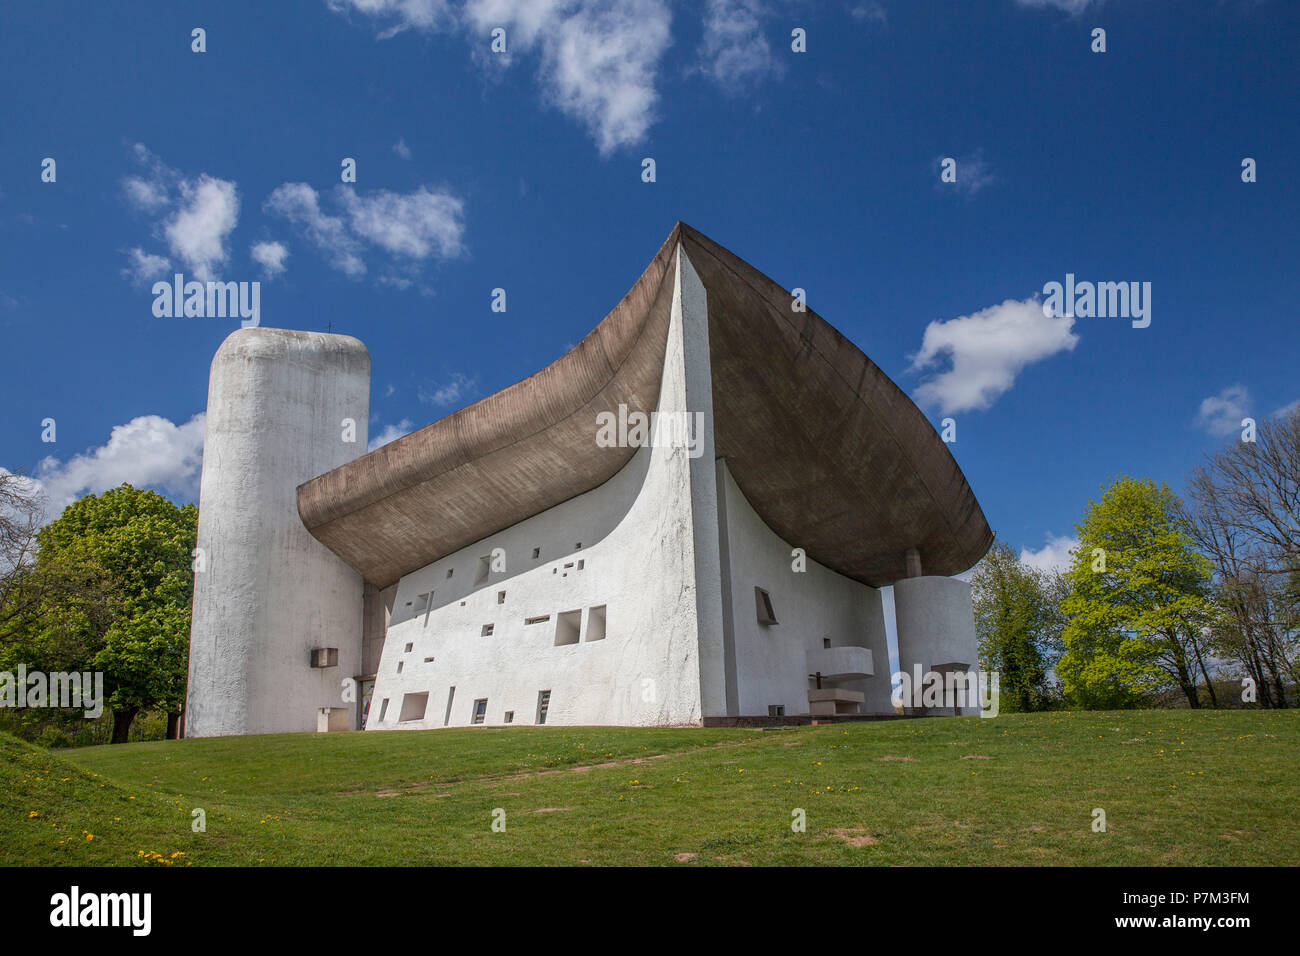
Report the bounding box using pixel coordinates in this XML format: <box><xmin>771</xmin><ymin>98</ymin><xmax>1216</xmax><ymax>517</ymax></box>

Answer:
<box><xmin>1</xmin><ymin>0</ymin><xmax>1297</xmax><ymax>575</ymax></box>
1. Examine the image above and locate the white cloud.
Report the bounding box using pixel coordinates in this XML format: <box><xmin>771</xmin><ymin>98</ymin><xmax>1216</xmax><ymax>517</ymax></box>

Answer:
<box><xmin>265</xmin><ymin>183</ymin><xmax>464</xmax><ymax>282</ymax></box>
<box><xmin>264</xmin><ymin>183</ymin><xmax>367</xmax><ymax>278</ymax></box>
<box><xmin>849</xmin><ymin>2</ymin><xmax>887</xmax><ymax>25</ymax></box>
<box><xmin>165</xmin><ymin>176</ymin><xmax>239</xmax><ymax>281</ymax></box>
<box><xmin>910</xmin><ymin>296</ymin><xmax>1079</xmax><ymax>414</ymax></box>
<box><xmin>1197</xmin><ymin>384</ymin><xmax>1251</xmax><ymax>436</ymax></box>
<box><xmin>27</xmin><ymin>413</ymin><xmax>206</xmax><ymax>518</ymax></box>
<box><xmin>1015</xmin><ymin>0</ymin><xmax>1098</xmax><ymax>14</ymax></box>
<box><xmin>338</xmin><ymin>186</ymin><xmax>465</xmax><ymax>259</ymax></box>
<box><xmin>368</xmin><ymin>417</ymin><xmax>415</xmax><ymax>451</ymax></box>
<box><xmin>418</xmin><ymin>372</ymin><xmax>476</xmax><ymax>407</ymax></box>
<box><xmin>937</xmin><ymin>150</ymin><xmax>996</xmax><ymax>198</ymax></box>
<box><xmin>1273</xmin><ymin>398</ymin><xmax>1300</xmax><ymax>420</ymax></box>
<box><xmin>393</xmin><ymin>138</ymin><xmax>412</xmax><ymax>159</ymax></box>
<box><xmin>120</xmin><ymin>146</ymin><xmax>240</xmax><ymax>282</ymax></box>
<box><xmin>327</xmin><ymin>0</ymin><xmax>454</xmax><ymax>36</ymax></box>
<box><xmin>251</xmin><ymin>240</ymin><xmax>290</xmax><ymax>278</ymax></box>
<box><xmin>699</xmin><ymin>0</ymin><xmax>782</xmax><ymax>93</ymax></box>
<box><xmin>329</xmin><ymin>1</ymin><xmax>673</xmax><ymax>155</ymax></box>
<box><xmin>1020</xmin><ymin>533</ymin><xmax>1079</xmax><ymax>575</ymax></box>
<box><xmin>121</xmin><ymin>247</ymin><xmax>172</xmax><ymax>285</ymax></box>
<box><xmin>478</xmin><ymin>0</ymin><xmax>673</xmax><ymax>154</ymax></box>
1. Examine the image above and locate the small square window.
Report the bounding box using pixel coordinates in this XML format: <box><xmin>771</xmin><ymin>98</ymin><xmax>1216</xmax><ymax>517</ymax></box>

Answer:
<box><xmin>504</xmin><ymin>711</ymin><xmax>514</xmax><ymax>724</ymax></box>
<box><xmin>481</xmin><ymin>623</ymin><xmax>494</xmax><ymax>636</ymax></box>
<box><xmin>768</xmin><ymin>704</ymin><xmax>785</xmax><ymax>717</ymax></box>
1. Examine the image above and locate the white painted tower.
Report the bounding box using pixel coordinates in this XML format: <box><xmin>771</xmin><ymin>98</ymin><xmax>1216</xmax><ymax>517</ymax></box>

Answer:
<box><xmin>185</xmin><ymin>328</ymin><xmax>370</xmax><ymax>736</ymax></box>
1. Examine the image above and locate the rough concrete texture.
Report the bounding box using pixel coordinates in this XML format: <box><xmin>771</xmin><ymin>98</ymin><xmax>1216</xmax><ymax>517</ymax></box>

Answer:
<box><xmin>298</xmin><ymin>222</ymin><xmax>992</xmax><ymax>590</ymax></box>
<box><xmin>186</xmin><ymin>328</ymin><xmax>370</xmax><ymax>737</ymax></box>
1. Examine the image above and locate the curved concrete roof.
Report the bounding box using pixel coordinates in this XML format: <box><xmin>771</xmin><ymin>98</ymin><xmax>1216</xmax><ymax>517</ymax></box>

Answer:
<box><xmin>297</xmin><ymin>223</ymin><xmax>992</xmax><ymax>588</ymax></box>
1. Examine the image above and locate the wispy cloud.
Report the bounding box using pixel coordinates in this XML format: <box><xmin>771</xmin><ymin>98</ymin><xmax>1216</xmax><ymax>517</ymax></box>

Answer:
<box><xmin>120</xmin><ymin>145</ymin><xmax>240</xmax><ymax>282</ymax></box>
<box><xmin>1197</xmin><ymin>384</ymin><xmax>1251</xmax><ymax>436</ymax></box>
<box><xmin>936</xmin><ymin>149</ymin><xmax>996</xmax><ymax>199</ymax></box>
<box><xmin>251</xmin><ymin>240</ymin><xmax>290</xmax><ymax>278</ymax></box>
<box><xmin>327</xmin><ymin>1</ymin><xmax>673</xmax><ymax>155</ymax></box>
<box><xmin>418</xmin><ymin>372</ymin><xmax>476</xmax><ymax>407</ymax></box>
<box><xmin>368</xmin><ymin>417</ymin><xmax>415</xmax><ymax>451</ymax></box>
<box><xmin>1020</xmin><ymin>533</ymin><xmax>1079</xmax><ymax>575</ymax></box>
<box><xmin>698</xmin><ymin>0</ymin><xmax>784</xmax><ymax>94</ymax></box>
<box><xmin>264</xmin><ymin>182</ymin><xmax>464</xmax><ymax>285</ymax></box>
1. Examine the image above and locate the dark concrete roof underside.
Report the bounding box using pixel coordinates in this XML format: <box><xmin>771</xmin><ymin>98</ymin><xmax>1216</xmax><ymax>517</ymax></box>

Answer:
<box><xmin>297</xmin><ymin>223</ymin><xmax>992</xmax><ymax>589</ymax></box>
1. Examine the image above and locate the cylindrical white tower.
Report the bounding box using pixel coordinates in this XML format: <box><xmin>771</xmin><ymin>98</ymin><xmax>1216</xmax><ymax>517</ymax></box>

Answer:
<box><xmin>893</xmin><ymin>575</ymin><xmax>981</xmax><ymax>716</ymax></box>
<box><xmin>186</xmin><ymin>328</ymin><xmax>370</xmax><ymax>736</ymax></box>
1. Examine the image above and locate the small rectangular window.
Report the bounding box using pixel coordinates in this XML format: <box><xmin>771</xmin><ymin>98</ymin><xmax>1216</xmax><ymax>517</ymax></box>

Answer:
<box><xmin>504</xmin><ymin>711</ymin><xmax>514</xmax><ymax>724</ymax></box>
<box><xmin>378</xmin><ymin>698</ymin><xmax>389</xmax><ymax>722</ymax></box>
<box><xmin>536</xmin><ymin>690</ymin><xmax>551</xmax><ymax>725</ymax></box>
<box><xmin>446</xmin><ymin>568</ymin><xmax>454</xmax><ymax>579</ymax></box>
<box><xmin>475</xmin><ymin>555</ymin><xmax>491</xmax><ymax>585</ymax></box>
<box><xmin>481</xmin><ymin>623</ymin><xmax>494</xmax><ymax>636</ymax></box>
<box><xmin>424</xmin><ymin>656</ymin><xmax>435</xmax><ymax>663</ymax></box>
<box><xmin>309</xmin><ymin>647</ymin><xmax>338</xmax><ymax>671</ymax></box>
<box><xmin>471</xmin><ymin>698</ymin><xmax>488</xmax><ymax>725</ymax></box>
<box><xmin>577</xmin><ymin>559</ymin><xmax>585</xmax><ymax>570</ymax></box>
<box><xmin>404</xmin><ymin>642</ymin><xmax>413</xmax><ymax>653</ymax></box>
<box><xmin>585</xmin><ymin>604</ymin><xmax>607</xmax><ymax>642</ymax></box>
<box><xmin>554</xmin><ymin>609</ymin><xmax>581</xmax><ymax>646</ymax></box>
<box><xmin>823</xmin><ymin>638</ymin><xmax>831</xmax><ymax>649</ymax></box>
<box><xmin>497</xmin><ymin>591</ymin><xmax>506</xmax><ymax>604</ymax></box>
<box><xmin>532</xmin><ymin>547</ymin><xmax>541</xmax><ymax>559</ymax></box>
<box><xmin>755</xmin><ymin>586</ymin><xmax>778</xmax><ymax>625</ymax></box>
<box><xmin>525</xmin><ymin>615</ymin><xmax>550</xmax><ymax>625</ymax></box>
<box><xmin>443</xmin><ymin>686</ymin><xmax>455</xmax><ymax>726</ymax></box>
<box><xmin>396</xmin><ymin>661</ymin><xmax>404</xmax><ymax>674</ymax></box>
<box><xmin>768</xmin><ymin>704</ymin><xmax>785</xmax><ymax>717</ymax></box>
<box><xmin>399</xmin><ymin>692</ymin><xmax>428</xmax><ymax>721</ymax></box>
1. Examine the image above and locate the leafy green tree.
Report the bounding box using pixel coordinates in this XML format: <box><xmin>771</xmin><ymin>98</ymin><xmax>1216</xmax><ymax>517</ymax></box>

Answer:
<box><xmin>1059</xmin><ymin>476</ymin><xmax>1217</xmax><ymax>709</ymax></box>
<box><xmin>971</xmin><ymin>540</ymin><xmax>1064</xmax><ymax>712</ymax></box>
<box><xmin>25</xmin><ymin>485</ymin><xmax>197</xmax><ymax>742</ymax></box>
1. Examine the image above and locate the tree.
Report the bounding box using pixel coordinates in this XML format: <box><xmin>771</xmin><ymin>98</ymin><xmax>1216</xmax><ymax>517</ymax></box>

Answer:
<box><xmin>1185</xmin><ymin>409</ymin><xmax>1300</xmax><ymax>707</ymax></box>
<box><xmin>26</xmin><ymin>485</ymin><xmax>197</xmax><ymax>742</ymax></box>
<box><xmin>971</xmin><ymin>540</ymin><xmax>1064</xmax><ymax>712</ymax></box>
<box><xmin>1059</xmin><ymin>476</ymin><xmax>1217</xmax><ymax>708</ymax></box>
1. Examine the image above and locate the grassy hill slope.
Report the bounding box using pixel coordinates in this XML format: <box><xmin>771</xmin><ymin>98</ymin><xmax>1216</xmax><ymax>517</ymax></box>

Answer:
<box><xmin>2</xmin><ymin>710</ymin><xmax>1296</xmax><ymax>866</ymax></box>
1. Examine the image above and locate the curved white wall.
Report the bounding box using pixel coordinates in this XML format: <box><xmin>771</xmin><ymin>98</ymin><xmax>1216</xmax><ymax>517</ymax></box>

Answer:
<box><xmin>715</xmin><ymin>461</ymin><xmax>893</xmax><ymax>716</ymax></box>
<box><xmin>186</xmin><ymin>328</ymin><xmax>370</xmax><ymax>736</ymax></box>
<box><xmin>893</xmin><ymin>575</ymin><xmax>980</xmax><ymax>715</ymax></box>
<box><xmin>367</xmin><ymin>246</ymin><xmax>721</xmax><ymax>729</ymax></box>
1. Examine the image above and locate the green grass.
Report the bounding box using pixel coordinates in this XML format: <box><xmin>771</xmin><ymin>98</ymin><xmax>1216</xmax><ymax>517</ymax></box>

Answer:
<box><xmin>2</xmin><ymin>710</ymin><xmax>1296</xmax><ymax>866</ymax></box>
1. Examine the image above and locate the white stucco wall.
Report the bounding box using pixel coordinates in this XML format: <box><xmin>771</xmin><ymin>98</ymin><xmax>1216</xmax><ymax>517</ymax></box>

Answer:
<box><xmin>893</xmin><ymin>575</ymin><xmax>981</xmax><ymax>715</ymax></box>
<box><xmin>186</xmin><ymin>328</ymin><xmax>370</xmax><ymax>737</ymax></box>
<box><xmin>715</xmin><ymin>461</ymin><xmax>894</xmax><ymax>717</ymax></box>
<box><xmin>367</xmin><ymin>246</ymin><xmax>717</xmax><ymax>729</ymax></box>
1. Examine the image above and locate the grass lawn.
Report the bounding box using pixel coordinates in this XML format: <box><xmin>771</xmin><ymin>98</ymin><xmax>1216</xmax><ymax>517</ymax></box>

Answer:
<box><xmin>2</xmin><ymin>709</ymin><xmax>1296</xmax><ymax>866</ymax></box>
